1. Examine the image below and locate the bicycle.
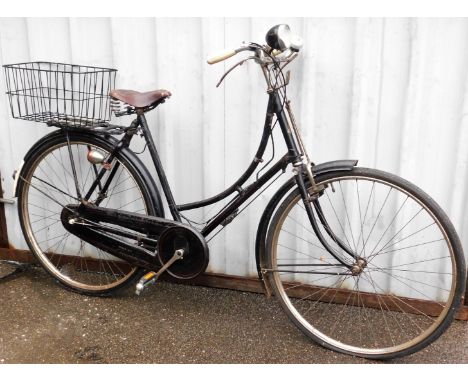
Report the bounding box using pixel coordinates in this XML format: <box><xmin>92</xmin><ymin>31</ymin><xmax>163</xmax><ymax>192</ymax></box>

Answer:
<box><xmin>3</xmin><ymin>24</ymin><xmax>466</xmax><ymax>360</ymax></box>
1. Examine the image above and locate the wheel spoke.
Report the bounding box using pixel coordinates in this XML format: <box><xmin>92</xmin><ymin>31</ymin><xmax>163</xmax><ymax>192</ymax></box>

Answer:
<box><xmin>20</xmin><ymin>139</ymin><xmax>151</xmax><ymax>293</ymax></box>
<box><xmin>269</xmin><ymin>170</ymin><xmax>460</xmax><ymax>358</ymax></box>
<box><xmin>338</xmin><ymin>181</ymin><xmax>358</xmax><ymax>253</ymax></box>
<box><xmin>322</xmin><ymin>188</ymin><xmax>354</xmax><ymax>251</ymax></box>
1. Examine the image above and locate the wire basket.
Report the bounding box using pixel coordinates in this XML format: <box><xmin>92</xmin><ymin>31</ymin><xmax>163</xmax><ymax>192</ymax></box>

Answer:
<box><xmin>3</xmin><ymin>61</ymin><xmax>117</xmax><ymax>128</ymax></box>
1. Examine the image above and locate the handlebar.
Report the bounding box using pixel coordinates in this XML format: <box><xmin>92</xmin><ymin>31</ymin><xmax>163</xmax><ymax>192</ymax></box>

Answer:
<box><xmin>207</xmin><ymin>26</ymin><xmax>302</xmax><ymax>91</ymax></box>
<box><xmin>207</xmin><ymin>42</ymin><xmax>301</xmax><ymax>66</ymax></box>
<box><xmin>207</xmin><ymin>49</ymin><xmax>238</xmax><ymax>65</ymax></box>
<box><xmin>207</xmin><ymin>44</ymin><xmax>256</xmax><ymax>65</ymax></box>
<box><xmin>207</xmin><ymin>25</ymin><xmax>303</xmax><ymax>65</ymax></box>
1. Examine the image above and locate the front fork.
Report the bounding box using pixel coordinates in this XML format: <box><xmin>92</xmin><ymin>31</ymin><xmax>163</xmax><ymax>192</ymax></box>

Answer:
<box><xmin>281</xmin><ymin>95</ymin><xmax>360</xmax><ymax>270</ymax></box>
<box><xmin>293</xmin><ymin>167</ymin><xmax>358</xmax><ymax>269</ymax></box>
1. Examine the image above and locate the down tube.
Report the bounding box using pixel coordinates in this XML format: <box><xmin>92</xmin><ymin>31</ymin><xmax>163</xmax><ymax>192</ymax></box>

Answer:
<box><xmin>201</xmin><ymin>155</ymin><xmax>290</xmax><ymax>237</ymax></box>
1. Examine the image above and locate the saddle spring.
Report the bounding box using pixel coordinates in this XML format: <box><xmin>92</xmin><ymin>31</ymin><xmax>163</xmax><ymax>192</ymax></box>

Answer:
<box><xmin>110</xmin><ymin>98</ymin><xmax>135</xmax><ymax>117</ymax></box>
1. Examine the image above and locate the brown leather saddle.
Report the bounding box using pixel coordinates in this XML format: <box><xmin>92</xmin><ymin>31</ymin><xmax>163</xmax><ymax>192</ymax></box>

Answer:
<box><xmin>110</xmin><ymin>89</ymin><xmax>171</xmax><ymax>109</ymax></box>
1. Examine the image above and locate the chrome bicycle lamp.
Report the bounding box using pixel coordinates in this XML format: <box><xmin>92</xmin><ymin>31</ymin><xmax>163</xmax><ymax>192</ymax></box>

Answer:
<box><xmin>266</xmin><ymin>24</ymin><xmax>291</xmax><ymax>51</ymax></box>
<box><xmin>265</xmin><ymin>24</ymin><xmax>303</xmax><ymax>52</ymax></box>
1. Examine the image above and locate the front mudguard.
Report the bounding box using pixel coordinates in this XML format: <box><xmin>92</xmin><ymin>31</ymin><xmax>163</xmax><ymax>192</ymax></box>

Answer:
<box><xmin>254</xmin><ymin>159</ymin><xmax>358</xmax><ymax>295</ymax></box>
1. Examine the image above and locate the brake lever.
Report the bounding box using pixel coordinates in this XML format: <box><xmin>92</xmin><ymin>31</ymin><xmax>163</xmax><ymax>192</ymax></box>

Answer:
<box><xmin>216</xmin><ymin>57</ymin><xmax>257</xmax><ymax>88</ymax></box>
<box><xmin>279</xmin><ymin>52</ymin><xmax>298</xmax><ymax>70</ymax></box>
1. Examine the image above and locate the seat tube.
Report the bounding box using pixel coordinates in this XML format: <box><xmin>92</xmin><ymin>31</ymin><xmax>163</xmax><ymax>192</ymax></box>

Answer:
<box><xmin>138</xmin><ymin>112</ymin><xmax>182</xmax><ymax>222</ymax></box>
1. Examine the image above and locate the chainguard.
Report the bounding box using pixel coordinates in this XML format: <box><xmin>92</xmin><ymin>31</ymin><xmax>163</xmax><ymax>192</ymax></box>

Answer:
<box><xmin>60</xmin><ymin>203</ymin><xmax>209</xmax><ymax>278</ymax></box>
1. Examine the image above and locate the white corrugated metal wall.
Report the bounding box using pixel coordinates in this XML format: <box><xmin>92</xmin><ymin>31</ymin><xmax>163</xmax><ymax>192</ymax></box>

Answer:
<box><xmin>0</xmin><ymin>17</ymin><xmax>467</xmax><ymax>278</ymax></box>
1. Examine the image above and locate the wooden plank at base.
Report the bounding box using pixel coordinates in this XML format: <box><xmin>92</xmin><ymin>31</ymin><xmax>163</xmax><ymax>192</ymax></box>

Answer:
<box><xmin>160</xmin><ymin>272</ymin><xmax>265</xmax><ymax>294</ymax></box>
<box><xmin>1</xmin><ymin>247</ymin><xmax>466</xmax><ymax>320</ymax></box>
<box><xmin>0</xmin><ymin>248</ymin><xmax>34</xmax><ymax>263</ymax></box>
<box><xmin>163</xmin><ymin>272</ymin><xmax>468</xmax><ymax>321</ymax></box>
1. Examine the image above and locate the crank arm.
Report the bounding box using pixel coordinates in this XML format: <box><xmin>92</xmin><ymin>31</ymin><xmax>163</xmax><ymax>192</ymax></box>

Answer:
<box><xmin>135</xmin><ymin>249</ymin><xmax>185</xmax><ymax>295</ymax></box>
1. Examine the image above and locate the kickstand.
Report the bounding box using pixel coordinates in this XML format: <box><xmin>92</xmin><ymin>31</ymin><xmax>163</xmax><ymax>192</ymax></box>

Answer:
<box><xmin>0</xmin><ymin>260</ymin><xmax>30</xmax><ymax>282</ymax></box>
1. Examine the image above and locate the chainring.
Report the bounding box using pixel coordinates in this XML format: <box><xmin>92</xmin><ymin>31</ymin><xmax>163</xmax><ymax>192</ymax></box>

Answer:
<box><xmin>157</xmin><ymin>226</ymin><xmax>209</xmax><ymax>279</ymax></box>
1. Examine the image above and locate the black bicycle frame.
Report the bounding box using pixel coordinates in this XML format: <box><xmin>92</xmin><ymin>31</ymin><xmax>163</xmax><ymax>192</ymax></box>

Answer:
<box><xmin>177</xmin><ymin>92</ymin><xmax>302</xmax><ymax>236</ymax></box>
<box><xmin>144</xmin><ymin>91</ymin><xmax>303</xmax><ymax>236</ymax></box>
<box><xmin>78</xmin><ymin>89</ymin><xmax>356</xmax><ymax>268</ymax></box>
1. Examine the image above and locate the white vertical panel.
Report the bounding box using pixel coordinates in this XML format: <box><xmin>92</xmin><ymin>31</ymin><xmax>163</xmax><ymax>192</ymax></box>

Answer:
<box><xmin>223</xmin><ymin>17</ymin><xmax>252</xmax><ymax>276</ymax></box>
<box><xmin>199</xmin><ymin>18</ymin><xmax>227</xmax><ymax>274</ymax></box>
<box><xmin>373</xmin><ymin>18</ymin><xmax>411</xmax><ymax>175</ymax></box>
<box><xmin>300</xmin><ymin>18</ymin><xmax>357</xmax><ymax>162</ymax></box>
<box><xmin>347</xmin><ymin>18</ymin><xmax>385</xmax><ymax>166</ymax></box>
<box><xmin>69</xmin><ymin>18</ymin><xmax>113</xmax><ymax>67</ymax></box>
<box><xmin>0</xmin><ymin>18</ymin><xmax>45</xmax><ymax>251</ymax></box>
<box><xmin>0</xmin><ymin>18</ymin><xmax>467</xmax><ymax>279</ymax></box>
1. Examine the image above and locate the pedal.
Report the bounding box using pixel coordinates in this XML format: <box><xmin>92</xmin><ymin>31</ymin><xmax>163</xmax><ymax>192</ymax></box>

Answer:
<box><xmin>135</xmin><ymin>271</ymin><xmax>158</xmax><ymax>295</ymax></box>
<box><xmin>135</xmin><ymin>248</ymin><xmax>184</xmax><ymax>295</ymax></box>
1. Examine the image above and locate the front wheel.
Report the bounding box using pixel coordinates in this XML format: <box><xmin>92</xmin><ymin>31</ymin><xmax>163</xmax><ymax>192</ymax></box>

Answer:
<box><xmin>265</xmin><ymin>167</ymin><xmax>465</xmax><ymax>359</ymax></box>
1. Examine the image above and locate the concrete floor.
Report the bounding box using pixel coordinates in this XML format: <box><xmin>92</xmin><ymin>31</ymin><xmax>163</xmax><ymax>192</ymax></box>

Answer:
<box><xmin>0</xmin><ymin>265</ymin><xmax>466</xmax><ymax>364</ymax></box>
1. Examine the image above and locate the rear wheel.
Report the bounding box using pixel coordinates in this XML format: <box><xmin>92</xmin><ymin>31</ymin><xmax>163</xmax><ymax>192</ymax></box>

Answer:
<box><xmin>266</xmin><ymin>167</ymin><xmax>465</xmax><ymax>359</ymax></box>
<box><xmin>18</xmin><ymin>132</ymin><xmax>158</xmax><ymax>295</ymax></box>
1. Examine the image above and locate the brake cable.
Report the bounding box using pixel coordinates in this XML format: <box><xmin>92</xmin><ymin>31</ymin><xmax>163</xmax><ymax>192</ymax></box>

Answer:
<box><xmin>216</xmin><ymin>56</ymin><xmax>257</xmax><ymax>88</ymax></box>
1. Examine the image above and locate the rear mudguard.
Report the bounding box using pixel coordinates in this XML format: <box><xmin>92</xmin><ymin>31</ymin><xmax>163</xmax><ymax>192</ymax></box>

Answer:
<box><xmin>255</xmin><ymin>159</ymin><xmax>358</xmax><ymax>294</ymax></box>
<box><xmin>14</xmin><ymin>129</ymin><xmax>165</xmax><ymax>218</ymax></box>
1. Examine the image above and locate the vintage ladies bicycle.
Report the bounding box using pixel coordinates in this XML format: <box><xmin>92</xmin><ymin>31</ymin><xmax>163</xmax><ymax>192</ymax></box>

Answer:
<box><xmin>3</xmin><ymin>24</ymin><xmax>466</xmax><ymax>359</ymax></box>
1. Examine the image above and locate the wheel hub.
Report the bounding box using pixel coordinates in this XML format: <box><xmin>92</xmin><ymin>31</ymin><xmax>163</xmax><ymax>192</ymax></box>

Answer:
<box><xmin>351</xmin><ymin>258</ymin><xmax>367</xmax><ymax>276</ymax></box>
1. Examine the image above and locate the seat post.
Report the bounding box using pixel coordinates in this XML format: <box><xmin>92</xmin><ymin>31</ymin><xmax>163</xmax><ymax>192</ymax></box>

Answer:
<box><xmin>137</xmin><ymin>112</ymin><xmax>182</xmax><ymax>222</ymax></box>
